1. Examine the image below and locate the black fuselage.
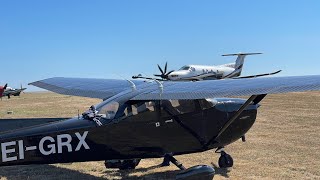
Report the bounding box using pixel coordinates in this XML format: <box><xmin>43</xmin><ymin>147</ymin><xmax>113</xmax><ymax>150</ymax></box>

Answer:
<box><xmin>0</xmin><ymin>98</ymin><xmax>258</xmax><ymax>166</ymax></box>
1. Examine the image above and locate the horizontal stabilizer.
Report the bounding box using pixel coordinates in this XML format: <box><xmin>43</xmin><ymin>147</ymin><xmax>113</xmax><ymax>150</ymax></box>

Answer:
<box><xmin>222</xmin><ymin>52</ymin><xmax>262</xmax><ymax>56</ymax></box>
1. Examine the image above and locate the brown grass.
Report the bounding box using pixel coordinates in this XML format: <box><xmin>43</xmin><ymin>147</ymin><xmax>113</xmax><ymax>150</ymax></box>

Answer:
<box><xmin>0</xmin><ymin>92</ymin><xmax>320</xmax><ymax>180</ymax></box>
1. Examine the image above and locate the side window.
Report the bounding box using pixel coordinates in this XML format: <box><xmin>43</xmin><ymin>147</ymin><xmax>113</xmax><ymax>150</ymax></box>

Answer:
<box><xmin>123</xmin><ymin>101</ymin><xmax>156</xmax><ymax>117</ymax></box>
<box><xmin>161</xmin><ymin>100</ymin><xmax>196</xmax><ymax>116</ymax></box>
<box><xmin>136</xmin><ymin>101</ymin><xmax>155</xmax><ymax>113</ymax></box>
<box><xmin>176</xmin><ymin>100</ymin><xmax>196</xmax><ymax>114</ymax></box>
<box><xmin>199</xmin><ymin>99</ymin><xmax>214</xmax><ymax>110</ymax></box>
<box><xmin>146</xmin><ymin>101</ymin><xmax>155</xmax><ymax>111</ymax></box>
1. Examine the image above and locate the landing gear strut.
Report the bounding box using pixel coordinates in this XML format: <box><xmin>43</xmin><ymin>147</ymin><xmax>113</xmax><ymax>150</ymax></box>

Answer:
<box><xmin>163</xmin><ymin>153</ymin><xmax>186</xmax><ymax>170</ymax></box>
<box><xmin>216</xmin><ymin>148</ymin><xmax>233</xmax><ymax>168</ymax></box>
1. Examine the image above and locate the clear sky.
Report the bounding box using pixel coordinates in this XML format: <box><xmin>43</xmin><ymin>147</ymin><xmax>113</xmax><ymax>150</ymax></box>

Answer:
<box><xmin>1</xmin><ymin>1</ymin><xmax>320</xmax><ymax>91</ymax></box>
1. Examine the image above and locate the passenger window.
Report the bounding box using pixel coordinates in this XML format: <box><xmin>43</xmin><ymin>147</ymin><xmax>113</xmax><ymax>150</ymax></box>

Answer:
<box><xmin>136</xmin><ymin>102</ymin><xmax>155</xmax><ymax>113</ymax></box>
<box><xmin>121</xmin><ymin>101</ymin><xmax>156</xmax><ymax>117</ymax></box>
<box><xmin>175</xmin><ymin>100</ymin><xmax>196</xmax><ymax>113</ymax></box>
<box><xmin>146</xmin><ymin>101</ymin><xmax>155</xmax><ymax>111</ymax></box>
<box><xmin>131</xmin><ymin>105</ymin><xmax>138</xmax><ymax>115</ymax></box>
<box><xmin>199</xmin><ymin>99</ymin><xmax>214</xmax><ymax>110</ymax></box>
<box><xmin>161</xmin><ymin>100</ymin><xmax>196</xmax><ymax>115</ymax></box>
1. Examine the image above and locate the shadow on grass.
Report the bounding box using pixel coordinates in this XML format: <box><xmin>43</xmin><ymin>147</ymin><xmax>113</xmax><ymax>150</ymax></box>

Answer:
<box><xmin>0</xmin><ymin>164</ymin><xmax>105</xmax><ymax>180</ymax></box>
<box><xmin>103</xmin><ymin>164</ymin><xmax>180</xmax><ymax>179</ymax></box>
<box><xmin>0</xmin><ymin>163</ymin><xmax>229</xmax><ymax>180</ymax></box>
<box><xmin>211</xmin><ymin>162</ymin><xmax>231</xmax><ymax>178</ymax></box>
<box><xmin>105</xmin><ymin>163</ymin><xmax>231</xmax><ymax>179</ymax></box>
<box><xmin>0</xmin><ymin>164</ymin><xmax>179</xmax><ymax>180</ymax></box>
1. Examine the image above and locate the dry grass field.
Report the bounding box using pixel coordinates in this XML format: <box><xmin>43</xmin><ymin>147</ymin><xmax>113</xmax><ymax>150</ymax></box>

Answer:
<box><xmin>0</xmin><ymin>92</ymin><xmax>320</xmax><ymax>180</ymax></box>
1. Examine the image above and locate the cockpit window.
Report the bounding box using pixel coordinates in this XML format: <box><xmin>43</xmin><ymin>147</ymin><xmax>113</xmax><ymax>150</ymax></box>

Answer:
<box><xmin>97</xmin><ymin>101</ymin><xmax>119</xmax><ymax>119</ymax></box>
<box><xmin>179</xmin><ymin>66</ymin><xmax>190</xmax><ymax>70</ymax></box>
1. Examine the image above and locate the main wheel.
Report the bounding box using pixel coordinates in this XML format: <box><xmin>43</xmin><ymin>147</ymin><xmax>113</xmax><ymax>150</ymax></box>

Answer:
<box><xmin>119</xmin><ymin>159</ymin><xmax>141</xmax><ymax>170</ymax></box>
<box><xmin>105</xmin><ymin>159</ymin><xmax>141</xmax><ymax>170</ymax></box>
<box><xmin>218</xmin><ymin>152</ymin><xmax>233</xmax><ymax>168</ymax></box>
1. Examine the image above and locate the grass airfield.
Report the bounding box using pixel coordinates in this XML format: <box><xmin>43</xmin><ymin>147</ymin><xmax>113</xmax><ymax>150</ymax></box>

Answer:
<box><xmin>0</xmin><ymin>92</ymin><xmax>320</xmax><ymax>180</ymax></box>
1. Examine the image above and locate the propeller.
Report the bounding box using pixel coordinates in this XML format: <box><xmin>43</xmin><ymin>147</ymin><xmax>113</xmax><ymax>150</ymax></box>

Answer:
<box><xmin>4</xmin><ymin>83</ymin><xmax>7</xmax><ymax>89</ymax></box>
<box><xmin>20</xmin><ymin>84</ymin><xmax>26</xmax><ymax>94</ymax></box>
<box><xmin>154</xmin><ymin>62</ymin><xmax>174</xmax><ymax>80</ymax></box>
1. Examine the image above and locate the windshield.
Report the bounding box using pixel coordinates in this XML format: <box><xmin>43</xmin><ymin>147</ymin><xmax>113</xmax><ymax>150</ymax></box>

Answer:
<box><xmin>96</xmin><ymin>101</ymin><xmax>119</xmax><ymax>119</ymax></box>
<box><xmin>179</xmin><ymin>66</ymin><xmax>190</xmax><ymax>70</ymax></box>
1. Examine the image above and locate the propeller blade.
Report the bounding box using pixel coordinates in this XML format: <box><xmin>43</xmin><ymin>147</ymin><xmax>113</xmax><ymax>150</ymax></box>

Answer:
<box><xmin>164</xmin><ymin>62</ymin><xmax>168</xmax><ymax>74</ymax></box>
<box><xmin>154</xmin><ymin>74</ymin><xmax>163</xmax><ymax>77</ymax></box>
<box><xmin>166</xmin><ymin>70</ymin><xmax>174</xmax><ymax>76</ymax></box>
<box><xmin>157</xmin><ymin>64</ymin><xmax>164</xmax><ymax>75</ymax></box>
<box><xmin>4</xmin><ymin>84</ymin><xmax>7</xmax><ymax>89</ymax></box>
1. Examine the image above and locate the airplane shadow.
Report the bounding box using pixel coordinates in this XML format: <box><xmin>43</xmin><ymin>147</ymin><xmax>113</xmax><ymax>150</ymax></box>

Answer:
<box><xmin>0</xmin><ymin>164</ymin><xmax>105</xmax><ymax>180</ymax></box>
<box><xmin>105</xmin><ymin>163</ymin><xmax>231</xmax><ymax>179</ymax></box>
<box><xmin>211</xmin><ymin>162</ymin><xmax>231</xmax><ymax>178</ymax></box>
<box><xmin>0</xmin><ymin>163</ymin><xmax>230</xmax><ymax>180</ymax></box>
<box><xmin>103</xmin><ymin>164</ymin><xmax>180</xmax><ymax>179</ymax></box>
<box><xmin>0</xmin><ymin>164</ymin><xmax>179</xmax><ymax>180</ymax></box>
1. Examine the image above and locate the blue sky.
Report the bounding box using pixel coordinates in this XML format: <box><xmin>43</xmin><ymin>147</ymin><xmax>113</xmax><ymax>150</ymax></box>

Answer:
<box><xmin>1</xmin><ymin>1</ymin><xmax>320</xmax><ymax>91</ymax></box>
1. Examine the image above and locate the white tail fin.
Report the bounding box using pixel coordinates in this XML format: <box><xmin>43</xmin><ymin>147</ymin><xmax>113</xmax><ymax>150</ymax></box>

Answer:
<box><xmin>222</xmin><ymin>52</ymin><xmax>262</xmax><ymax>77</ymax></box>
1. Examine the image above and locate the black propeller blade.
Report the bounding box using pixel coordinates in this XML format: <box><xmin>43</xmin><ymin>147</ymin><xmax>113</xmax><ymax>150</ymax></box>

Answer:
<box><xmin>154</xmin><ymin>62</ymin><xmax>174</xmax><ymax>80</ymax></box>
<box><xmin>4</xmin><ymin>83</ymin><xmax>7</xmax><ymax>89</ymax></box>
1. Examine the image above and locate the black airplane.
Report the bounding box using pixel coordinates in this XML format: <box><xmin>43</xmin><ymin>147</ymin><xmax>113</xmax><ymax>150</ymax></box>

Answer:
<box><xmin>0</xmin><ymin>75</ymin><xmax>320</xmax><ymax>179</ymax></box>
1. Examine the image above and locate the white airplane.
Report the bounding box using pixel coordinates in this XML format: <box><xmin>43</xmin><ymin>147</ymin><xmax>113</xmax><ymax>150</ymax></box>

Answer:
<box><xmin>133</xmin><ymin>53</ymin><xmax>281</xmax><ymax>81</ymax></box>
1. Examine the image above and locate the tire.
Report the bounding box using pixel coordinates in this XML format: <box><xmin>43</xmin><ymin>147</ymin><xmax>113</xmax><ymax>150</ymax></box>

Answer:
<box><xmin>119</xmin><ymin>159</ymin><xmax>141</xmax><ymax>170</ymax></box>
<box><xmin>218</xmin><ymin>153</ymin><xmax>233</xmax><ymax>168</ymax></box>
<box><xmin>105</xmin><ymin>159</ymin><xmax>141</xmax><ymax>170</ymax></box>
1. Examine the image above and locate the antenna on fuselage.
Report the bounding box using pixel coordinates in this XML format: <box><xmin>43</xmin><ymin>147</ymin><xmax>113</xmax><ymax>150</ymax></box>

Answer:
<box><xmin>113</xmin><ymin>74</ymin><xmax>137</xmax><ymax>91</ymax></box>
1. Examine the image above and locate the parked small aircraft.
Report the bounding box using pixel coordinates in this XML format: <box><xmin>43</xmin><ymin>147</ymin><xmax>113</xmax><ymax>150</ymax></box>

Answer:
<box><xmin>0</xmin><ymin>84</ymin><xmax>7</xmax><ymax>97</ymax></box>
<box><xmin>1</xmin><ymin>85</ymin><xmax>27</xmax><ymax>99</ymax></box>
<box><xmin>133</xmin><ymin>53</ymin><xmax>281</xmax><ymax>81</ymax></box>
<box><xmin>0</xmin><ymin>75</ymin><xmax>319</xmax><ymax>179</ymax></box>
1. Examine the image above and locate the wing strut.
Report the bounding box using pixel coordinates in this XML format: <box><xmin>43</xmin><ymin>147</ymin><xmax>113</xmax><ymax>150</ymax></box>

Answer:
<box><xmin>205</xmin><ymin>94</ymin><xmax>266</xmax><ymax>147</ymax></box>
